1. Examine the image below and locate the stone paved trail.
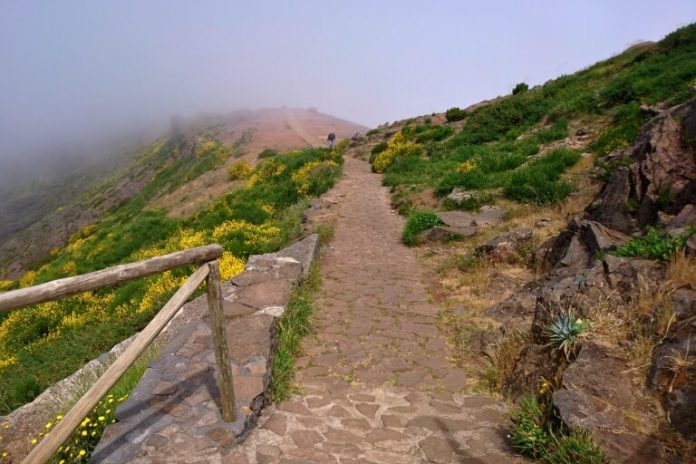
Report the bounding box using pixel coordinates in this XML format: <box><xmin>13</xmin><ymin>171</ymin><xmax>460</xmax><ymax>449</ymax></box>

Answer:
<box><xmin>225</xmin><ymin>157</ymin><xmax>522</xmax><ymax>463</ymax></box>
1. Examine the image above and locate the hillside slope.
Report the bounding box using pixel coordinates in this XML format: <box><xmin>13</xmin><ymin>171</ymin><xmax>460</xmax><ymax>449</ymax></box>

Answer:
<box><xmin>0</xmin><ymin>108</ymin><xmax>365</xmax><ymax>280</ymax></box>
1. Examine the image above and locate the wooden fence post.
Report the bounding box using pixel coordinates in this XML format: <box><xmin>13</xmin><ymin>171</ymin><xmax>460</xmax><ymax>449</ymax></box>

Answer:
<box><xmin>21</xmin><ymin>265</ymin><xmax>210</xmax><ymax>464</ymax></box>
<box><xmin>206</xmin><ymin>261</ymin><xmax>237</xmax><ymax>422</ymax></box>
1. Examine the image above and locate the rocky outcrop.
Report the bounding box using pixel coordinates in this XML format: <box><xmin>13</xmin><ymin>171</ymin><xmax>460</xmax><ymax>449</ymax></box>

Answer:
<box><xmin>502</xmin><ymin>98</ymin><xmax>696</xmax><ymax>462</ymax></box>
<box><xmin>589</xmin><ymin>99</ymin><xmax>696</xmax><ymax>234</ymax></box>
<box><xmin>554</xmin><ymin>343</ymin><xmax>667</xmax><ymax>464</ymax></box>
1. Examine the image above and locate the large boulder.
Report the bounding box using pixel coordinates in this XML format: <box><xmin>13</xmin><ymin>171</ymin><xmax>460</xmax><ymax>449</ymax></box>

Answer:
<box><xmin>554</xmin><ymin>342</ymin><xmax>667</xmax><ymax>464</ymax></box>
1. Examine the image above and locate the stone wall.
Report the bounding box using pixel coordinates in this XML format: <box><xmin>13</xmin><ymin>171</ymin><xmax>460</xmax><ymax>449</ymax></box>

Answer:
<box><xmin>92</xmin><ymin>234</ymin><xmax>319</xmax><ymax>463</ymax></box>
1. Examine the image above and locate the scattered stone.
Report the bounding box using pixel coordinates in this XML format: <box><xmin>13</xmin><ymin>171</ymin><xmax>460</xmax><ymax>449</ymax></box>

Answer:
<box><xmin>476</xmin><ymin>227</ymin><xmax>533</xmax><ymax>262</ymax></box>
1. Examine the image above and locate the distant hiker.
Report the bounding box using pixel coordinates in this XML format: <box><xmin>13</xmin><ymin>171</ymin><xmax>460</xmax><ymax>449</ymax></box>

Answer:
<box><xmin>327</xmin><ymin>132</ymin><xmax>336</xmax><ymax>148</ymax></box>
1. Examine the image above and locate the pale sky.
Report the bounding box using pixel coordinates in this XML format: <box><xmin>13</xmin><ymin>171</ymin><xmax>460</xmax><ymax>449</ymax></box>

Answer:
<box><xmin>0</xmin><ymin>0</ymin><xmax>694</xmax><ymax>163</ymax></box>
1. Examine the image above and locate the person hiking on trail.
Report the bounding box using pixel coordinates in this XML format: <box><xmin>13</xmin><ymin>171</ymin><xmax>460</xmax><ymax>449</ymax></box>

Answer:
<box><xmin>327</xmin><ymin>132</ymin><xmax>336</xmax><ymax>148</ymax></box>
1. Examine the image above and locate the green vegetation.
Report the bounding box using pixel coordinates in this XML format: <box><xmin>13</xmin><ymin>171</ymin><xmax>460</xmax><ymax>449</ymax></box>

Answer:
<box><xmin>227</xmin><ymin>160</ymin><xmax>252</xmax><ymax>180</ymax></box>
<box><xmin>365</xmin><ymin>128</ymin><xmax>380</xmax><ymax>136</ymax></box>
<box><xmin>402</xmin><ymin>211</ymin><xmax>444</xmax><ymax>246</ymax></box>
<box><xmin>614</xmin><ymin>226</ymin><xmax>695</xmax><ymax>261</ymax></box>
<box><xmin>546</xmin><ymin>313</ymin><xmax>589</xmax><ymax>359</ymax></box>
<box><xmin>372</xmin><ymin>23</ymin><xmax>696</xmax><ymax>220</ymax></box>
<box><xmin>445</xmin><ymin>107</ymin><xmax>467</xmax><ymax>122</ymax></box>
<box><xmin>268</xmin><ymin>265</ymin><xmax>320</xmax><ymax>402</ymax></box>
<box><xmin>0</xmin><ymin>144</ymin><xmax>345</xmax><ymax>414</ymax></box>
<box><xmin>511</xmin><ymin>394</ymin><xmax>607</xmax><ymax>464</ymax></box>
<box><xmin>513</xmin><ymin>82</ymin><xmax>529</xmax><ymax>95</ymax></box>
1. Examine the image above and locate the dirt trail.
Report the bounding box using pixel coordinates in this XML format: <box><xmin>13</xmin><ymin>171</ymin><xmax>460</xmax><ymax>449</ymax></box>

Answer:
<box><xmin>224</xmin><ymin>156</ymin><xmax>522</xmax><ymax>463</ymax></box>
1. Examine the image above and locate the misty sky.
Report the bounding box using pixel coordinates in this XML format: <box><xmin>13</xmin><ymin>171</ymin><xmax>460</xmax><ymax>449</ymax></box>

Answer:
<box><xmin>1</xmin><ymin>0</ymin><xmax>694</xmax><ymax>163</ymax></box>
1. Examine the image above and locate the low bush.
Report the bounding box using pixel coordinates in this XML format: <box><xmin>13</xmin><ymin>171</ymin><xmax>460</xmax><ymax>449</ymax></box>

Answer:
<box><xmin>402</xmin><ymin>211</ymin><xmax>443</xmax><ymax>246</ymax></box>
<box><xmin>614</xmin><ymin>226</ymin><xmax>694</xmax><ymax>261</ymax></box>
<box><xmin>513</xmin><ymin>82</ymin><xmax>530</xmax><ymax>95</ymax></box>
<box><xmin>365</xmin><ymin>128</ymin><xmax>380</xmax><ymax>136</ymax></box>
<box><xmin>371</xmin><ymin>133</ymin><xmax>422</xmax><ymax>173</ymax></box>
<box><xmin>227</xmin><ymin>161</ymin><xmax>252</xmax><ymax>180</ymax></box>
<box><xmin>445</xmin><ymin>107</ymin><xmax>467</xmax><ymax>122</ymax></box>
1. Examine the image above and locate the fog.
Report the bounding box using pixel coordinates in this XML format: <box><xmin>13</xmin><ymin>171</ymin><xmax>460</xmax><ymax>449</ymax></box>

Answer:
<box><xmin>1</xmin><ymin>0</ymin><xmax>694</xmax><ymax>181</ymax></box>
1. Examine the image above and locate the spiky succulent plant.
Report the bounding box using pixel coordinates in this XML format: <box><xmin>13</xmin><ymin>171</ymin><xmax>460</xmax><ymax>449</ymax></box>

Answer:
<box><xmin>546</xmin><ymin>313</ymin><xmax>589</xmax><ymax>359</ymax></box>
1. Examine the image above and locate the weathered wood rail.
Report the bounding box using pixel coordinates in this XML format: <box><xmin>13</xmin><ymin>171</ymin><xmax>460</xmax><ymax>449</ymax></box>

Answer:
<box><xmin>0</xmin><ymin>245</ymin><xmax>237</xmax><ymax>464</ymax></box>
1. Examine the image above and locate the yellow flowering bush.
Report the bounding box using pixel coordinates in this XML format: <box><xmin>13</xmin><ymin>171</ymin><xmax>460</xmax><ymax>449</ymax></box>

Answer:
<box><xmin>371</xmin><ymin>132</ymin><xmax>422</xmax><ymax>173</ymax></box>
<box><xmin>0</xmin><ymin>280</ymin><xmax>13</xmax><ymax>292</ymax></box>
<box><xmin>291</xmin><ymin>160</ymin><xmax>339</xmax><ymax>195</ymax></box>
<box><xmin>246</xmin><ymin>160</ymin><xmax>286</xmax><ymax>188</ymax></box>
<box><xmin>227</xmin><ymin>161</ymin><xmax>252</xmax><ymax>180</ymax></box>
<box><xmin>195</xmin><ymin>138</ymin><xmax>218</xmax><ymax>157</ymax></box>
<box><xmin>218</xmin><ymin>252</ymin><xmax>244</xmax><ymax>280</ymax></box>
<box><xmin>457</xmin><ymin>160</ymin><xmax>478</xmax><ymax>173</ymax></box>
<box><xmin>212</xmin><ymin>220</ymin><xmax>280</xmax><ymax>249</ymax></box>
<box><xmin>18</xmin><ymin>270</ymin><xmax>37</xmax><ymax>288</ymax></box>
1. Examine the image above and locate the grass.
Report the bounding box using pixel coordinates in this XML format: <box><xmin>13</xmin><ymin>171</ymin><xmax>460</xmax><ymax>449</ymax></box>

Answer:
<box><xmin>0</xmin><ymin>343</ymin><xmax>160</xmax><ymax>463</ymax></box>
<box><xmin>268</xmin><ymin>265</ymin><xmax>320</xmax><ymax>402</ymax></box>
<box><xmin>483</xmin><ymin>329</ymin><xmax>529</xmax><ymax>391</ymax></box>
<box><xmin>510</xmin><ymin>394</ymin><xmax>608</xmax><ymax>463</ymax></box>
<box><xmin>315</xmin><ymin>223</ymin><xmax>336</xmax><ymax>245</ymax></box>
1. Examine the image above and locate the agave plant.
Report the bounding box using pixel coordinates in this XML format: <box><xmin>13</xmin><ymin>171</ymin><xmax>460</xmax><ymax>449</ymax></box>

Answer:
<box><xmin>546</xmin><ymin>313</ymin><xmax>589</xmax><ymax>359</ymax></box>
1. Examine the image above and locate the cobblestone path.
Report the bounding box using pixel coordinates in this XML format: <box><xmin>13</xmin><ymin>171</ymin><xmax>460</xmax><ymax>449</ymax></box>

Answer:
<box><xmin>225</xmin><ymin>157</ymin><xmax>522</xmax><ymax>463</ymax></box>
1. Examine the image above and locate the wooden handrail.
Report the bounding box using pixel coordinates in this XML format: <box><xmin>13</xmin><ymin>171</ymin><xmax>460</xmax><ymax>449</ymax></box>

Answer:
<box><xmin>0</xmin><ymin>244</ymin><xmax>223</xmax><ymax>313</ymax></box>
<box><xmin>4</xmin><ymin>244</ymin><xmax>238</xmax><ymax>464</ymax></box>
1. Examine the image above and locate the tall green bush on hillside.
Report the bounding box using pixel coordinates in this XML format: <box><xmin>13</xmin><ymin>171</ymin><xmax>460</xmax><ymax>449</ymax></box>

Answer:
<box><xmin>513</xmin><ymin>82</ymin><xmax>529</xmax><ymax>95</ymax></box>
<box><xmin>445</xmin><ymin>107</ymin><xmax>467</xmax><ymax>122</ymax></box>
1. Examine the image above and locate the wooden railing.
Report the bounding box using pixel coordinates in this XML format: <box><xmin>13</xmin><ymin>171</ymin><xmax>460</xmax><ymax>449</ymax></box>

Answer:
<box><xmin>0</xmin><ymin>245</ymin><xmax>237</xmax><ymax>464</ymax></box>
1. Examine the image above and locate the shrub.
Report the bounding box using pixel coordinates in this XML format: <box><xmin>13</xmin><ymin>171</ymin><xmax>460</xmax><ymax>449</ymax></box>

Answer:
<box><xmin>445</xmin><ymin>107</ymin><xmax>467</xmax><ymax>122</ymax></box>
<box><xmin>227</xmin><ymin>161</ymin><xmax>252</xmax><ymax>180</ymax></box>
<box><xmin>402</xmin><ymin>211</ymin><xmax>443</xmax><ymax>246</ymax></box>
<box><xmin>614</xmin><ymin>226</ymin><xmax>694</xmax><ymax>261</ymax></box>
<box><xmin>291</xmin><ymin>160</ymin><xmax>340</xmax><ymax>195</ymax></box>
<box><xmin>513</xmin><ymin>82</ymin><xmax>530</xmax><ymax>95</ymax></box>
<box><xmin>365</xmin><ymin>128</ymin><xmax>380</xmax><ymax>136</ymax></box>
<box><xmin>369</xmin><ymin>141</ymin><xmax>388</xmax><ymax>163</ymax></box>
<box><xmin>371</xmin><ymin>133</ymin><xmax>422</xmax><ymax>173</ymax></box>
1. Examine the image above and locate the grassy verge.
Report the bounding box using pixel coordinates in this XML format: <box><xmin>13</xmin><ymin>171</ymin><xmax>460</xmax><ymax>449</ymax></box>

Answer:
<box><xmin>268</xmin><ymin>264</ymin><xmax>320</xmax><ymax>402</ymax></box>
<box><xmin>0</xmin><ymin>344</ymin><xmax>161</xmax><ymax>463</ymax></box>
